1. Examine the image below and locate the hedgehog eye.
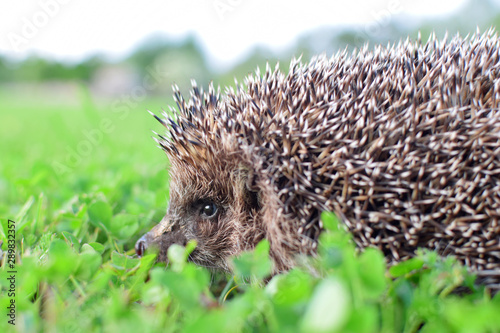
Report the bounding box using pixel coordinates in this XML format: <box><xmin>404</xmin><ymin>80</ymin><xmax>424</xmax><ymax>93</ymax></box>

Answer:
<box><xmin>200</xmin><ymin>202</ymin><xmax>218</xmax><ymax>218</ymax></box>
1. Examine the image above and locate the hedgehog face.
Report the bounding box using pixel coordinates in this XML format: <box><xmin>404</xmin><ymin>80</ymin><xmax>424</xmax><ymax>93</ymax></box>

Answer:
<box><xmin>135</xmin><ymin>150</ymin><xmax>264</xmax><ymax>271</ymax></box>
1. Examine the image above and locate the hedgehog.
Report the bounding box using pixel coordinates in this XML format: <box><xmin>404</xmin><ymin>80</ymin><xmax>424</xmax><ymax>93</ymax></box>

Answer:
<box><xmin>135</xmin><ymin>31</ymin><xmax>500</xmax><ymax>292</ymax></box>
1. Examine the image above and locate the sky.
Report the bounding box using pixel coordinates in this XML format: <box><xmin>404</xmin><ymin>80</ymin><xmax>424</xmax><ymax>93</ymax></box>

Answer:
<box><xmin>0</xmin><ymin>0</ymin><xmax>490</xmax><ymax>69</ymax></box>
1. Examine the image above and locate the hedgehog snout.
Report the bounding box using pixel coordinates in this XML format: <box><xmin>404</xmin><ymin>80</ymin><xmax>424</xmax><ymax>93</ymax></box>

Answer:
<box><xmin>135</xmin><ymin>234</ymin><xmax>148</xmax><ymax>257</ymax></box>
<box><xmin>135</xmin><ymin>215</ymin><xmax>175</xmax><ymax>257</ymax></box>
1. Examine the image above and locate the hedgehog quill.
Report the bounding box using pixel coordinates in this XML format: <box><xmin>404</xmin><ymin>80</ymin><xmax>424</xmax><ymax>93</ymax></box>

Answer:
<box><xmin>136</xmin><ymin>31</ymin><xmax>500</xmax><ymax>292</ymax></box>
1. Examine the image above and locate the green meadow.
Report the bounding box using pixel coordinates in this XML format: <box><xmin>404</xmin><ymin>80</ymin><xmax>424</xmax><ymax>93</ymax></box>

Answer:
<box><xmin>1</xmin><ymin>86</ymin><xmax>500</xmax><ymax>333</ymax></box>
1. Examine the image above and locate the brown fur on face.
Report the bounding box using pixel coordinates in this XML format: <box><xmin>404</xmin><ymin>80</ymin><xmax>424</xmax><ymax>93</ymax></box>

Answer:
<box><xmin>137</xmin><ymin>143</ymin><xmax>267</xmax><ymax>271</ymax></box>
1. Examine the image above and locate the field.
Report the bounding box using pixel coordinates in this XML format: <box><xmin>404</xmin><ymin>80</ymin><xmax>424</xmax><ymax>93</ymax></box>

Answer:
<box><xmin>1</xmin><ymin>86</ymin><xmax>500</xmax><ymax>333</ymax></box>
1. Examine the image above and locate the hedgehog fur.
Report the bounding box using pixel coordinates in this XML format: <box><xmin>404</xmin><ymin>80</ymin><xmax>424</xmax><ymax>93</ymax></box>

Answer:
<box><xmin>136</xmin><ymin>31</ymin><xmax>500</xmax><ymax>292</ymax></box>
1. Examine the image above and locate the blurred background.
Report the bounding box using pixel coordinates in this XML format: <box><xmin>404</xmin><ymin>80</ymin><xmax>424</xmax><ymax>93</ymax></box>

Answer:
<box><xmin>2</xmin><ymin>0</ymin><xmax>500</xmax><ymax>105</ymax></box>
<box><xmin>1</xmin><ymin>0</ymin><xmax>500</xmax><ymax>218</ymax></box>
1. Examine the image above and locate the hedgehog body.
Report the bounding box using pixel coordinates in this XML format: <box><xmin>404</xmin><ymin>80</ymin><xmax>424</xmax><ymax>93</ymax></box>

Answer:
<box><xmin>136</xmin><ymin>32</ymin><xmax>500</xmax><ymax>291</ymax></box>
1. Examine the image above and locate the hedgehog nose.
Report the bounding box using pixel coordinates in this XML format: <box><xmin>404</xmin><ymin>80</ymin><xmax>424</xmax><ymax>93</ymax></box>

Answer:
<box><xmin>135</xmin><ymin>236</ymin><xmax>148</xmax><ymax>257</ymax></box>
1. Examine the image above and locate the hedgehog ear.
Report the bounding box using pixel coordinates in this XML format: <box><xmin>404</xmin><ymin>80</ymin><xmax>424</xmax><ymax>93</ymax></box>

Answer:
<box><xmin>244</xmin><ymin>168</ymin><xmax>261</xmax><ymax>211</ymax></box>
<box><xmin>235</xmin><ymin>165</ymin><xmax>261</xmax><ymax>211</ymax></box>
<box><xmin>245</xmin><ymin>167</ymin><xmax>258</xmax><ymax>192</ymax></box>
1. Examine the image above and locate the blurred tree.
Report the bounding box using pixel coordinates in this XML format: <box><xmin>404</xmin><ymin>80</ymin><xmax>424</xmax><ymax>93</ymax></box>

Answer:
<box><xmin>0</xmin><ymin>0</ymin><xmax>498</xmax><ymax>91</ymax></box>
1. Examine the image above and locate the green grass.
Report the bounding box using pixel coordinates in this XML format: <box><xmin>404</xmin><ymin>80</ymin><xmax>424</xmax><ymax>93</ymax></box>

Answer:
<box><xmin>1</xmin><ymin>88</ymin><xmax>499</xmax><ymax>333</ymax></box>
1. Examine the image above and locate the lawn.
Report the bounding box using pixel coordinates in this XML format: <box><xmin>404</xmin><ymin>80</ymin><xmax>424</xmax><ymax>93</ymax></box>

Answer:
<box><xmin>0</xmin><ymin>86</ymin><xmax>499</xmax><ymax>333</ymax></box>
